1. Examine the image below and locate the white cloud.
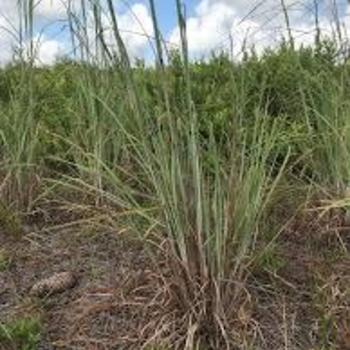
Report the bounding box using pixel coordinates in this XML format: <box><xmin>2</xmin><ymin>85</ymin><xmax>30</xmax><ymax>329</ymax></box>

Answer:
<box><xmin>169</xmin><ymin>0</ymin><xmax>350</xmax><ymax>59</ymax></box>
<box><xmin>0</xmin><ymin>0</ymin><xmax>78</xmax><ymax>20</ymax></box>
<box><xmin>33</xmin><ymin>36</ymin><xmax>65</xmax><ymax>65</ymax></box>
<box><xmin>0</xmin><ymin>14</ymin><xmax>17</xmax><ymax>65</ymax></box>
<box><xmin>0</xmin><ymin>0</ymin><xmax>69</xmax><ymax>65</ymax></box>
<box><xmin>169</xmin><ymin>0</ymin><xmax>273</xmax><ymax>58</ymax></box>
<box><xmin>84</xmin><ymin>2</ymin><xmax>154</xmax><ymax>61</ymax></box>
<box><xmin>0</xmin><ymin>1</ymin><xmax>154</xmax><ymax>65</ymax></box>
<box><xmin>105</xmin><ymin>3</ymin><xmax>154</xmax><ymax>59</ymax></box>
<box><xmin>206</xmin><ymin>0</ymin><xmax>300</xmax><ymax>19</ymax></box>
<box><xmin>34</xmin><ymin>0</ymin><xmax>75</xmax><ymax>19</ymax></box>
<box><xmin>0</xmin><ymin>0</ymin><xmax>17</xmax><ymax>19</ymax></box>
<box><xmin>118</xmin><ymin>3</ymin><xmax>154</xmax><ymax>59</ymax></box>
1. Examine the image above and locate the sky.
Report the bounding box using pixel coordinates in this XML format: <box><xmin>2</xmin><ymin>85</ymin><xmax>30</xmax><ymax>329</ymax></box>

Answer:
<box><xmin>0</xmin><ymin>0</ymin><xmax>349</xmax><ymax>65</ymax></box>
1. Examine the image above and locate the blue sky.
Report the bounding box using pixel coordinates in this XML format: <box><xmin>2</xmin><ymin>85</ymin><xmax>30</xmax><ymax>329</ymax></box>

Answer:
<box><xmin>153</xmin><ymin>0</ymin><xmax>198</xmax><ymax>34</ymax></box>
<box><xmin>0</xmin><ymin>0</ymin><xmax>349</xmax><ymax>65</ymax></box>
<box><xmin>126</xmin><ymin>0</ymin><xmax>198</xmax><ymax>34</ymax></box>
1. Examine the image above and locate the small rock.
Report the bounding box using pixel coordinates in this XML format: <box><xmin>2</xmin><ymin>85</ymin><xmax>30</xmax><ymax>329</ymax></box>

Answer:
<box><xmin>30</xmin><ymin>271</ymin><xmax>77</xmax><ymax>297</ymax></box>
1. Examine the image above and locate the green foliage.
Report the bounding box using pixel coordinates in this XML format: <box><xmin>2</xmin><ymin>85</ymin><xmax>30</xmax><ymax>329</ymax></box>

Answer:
<box><xmin>0</xmin><ymin>249</ymin><xmax>10</xmax><ymax>271</ymax></box>
<box><xmin>0</xmin><ymin>317</ymin><xmax>41</xmax><ymax>350</ymax></box>
<box><xmin>0</xmin><ymin>201</ymin><xmax>22</xmax><ymax>237</ymax></box>
<box><xmin>256</xmin><ymin>243</ymin><xmax>286</xmax><ymax>274</ymax></box>
<box><xmin>0</xmin><ymin>42</ymin><xmax>347</xmax><ymax>176</ymax></box>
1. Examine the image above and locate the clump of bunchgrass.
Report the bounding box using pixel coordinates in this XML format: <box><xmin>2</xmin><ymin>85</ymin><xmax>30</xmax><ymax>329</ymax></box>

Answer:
<box><xmin>51</xmin><ymin>2</ymin><xmax>291</xmax><ymax>347</ymax></box>
<box><xmin>0</xmin><ymin>317</ymin><xmax>42</xmax><ymax>350</ymax></box>
<box><xmin>0</xmin><ymin>248</ymin><xmax>11</xmax><ymax>271</ymax></box>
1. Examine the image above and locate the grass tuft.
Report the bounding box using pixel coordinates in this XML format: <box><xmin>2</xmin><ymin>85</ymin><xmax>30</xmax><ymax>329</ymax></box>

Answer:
<box><xmin>0</xmin><ymin>317</ymin><xmax>41</xmax><ymax>350</ymax></box>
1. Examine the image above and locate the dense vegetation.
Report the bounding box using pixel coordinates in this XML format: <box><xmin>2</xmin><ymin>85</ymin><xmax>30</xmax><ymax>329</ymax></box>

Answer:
<box><xmin>0</xmin><ymin>1</ymin><xmax>350</xmax><ymax>349</ymax></box>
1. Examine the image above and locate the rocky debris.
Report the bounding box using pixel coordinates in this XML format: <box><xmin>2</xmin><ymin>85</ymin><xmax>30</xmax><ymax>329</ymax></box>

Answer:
<box><xmin>30</xmin><ymin>272</ymin><xmax>77</xmax><ymax>297</ymax></box>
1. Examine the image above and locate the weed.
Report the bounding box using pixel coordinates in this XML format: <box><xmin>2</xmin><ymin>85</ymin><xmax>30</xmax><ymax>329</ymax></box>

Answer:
<box><xmin>0</xmin><ymin>201</ymin><xmax>22</xmax><ymax>237</ymax></box>
<box><xmin>0</xmin><ymin>249</ymin><xmax>10</xmax><ymax>272</ymax></box>
<box><xmin>257</xmin><ymin>243</ymin><xmax>286</xmax><ymax>274</ymax></box>
<box><xmin>0</xmin><ymin>317</ymin><xmax>41</xmax><ymax>350</ymax></box>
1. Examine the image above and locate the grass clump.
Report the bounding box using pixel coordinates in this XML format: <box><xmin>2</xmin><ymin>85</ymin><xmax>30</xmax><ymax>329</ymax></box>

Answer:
<box><xmin>0</xmin><ymin>201</ymin><xmax>23</xmax><ymax>237</ymax></box>
<box><xmin>0</xmin><ymin>248</ymin><xmax>10</xmax><ymax>271</ymax></box>
<box><xmin>0</xmin><ymin>317</ymin><xmax>41</xmax><ymax>350</ymax></box>
<box><xmin>48</xmin><ymin>2</ymin><xmax>291</xmax><ymax>346</ymax></box>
